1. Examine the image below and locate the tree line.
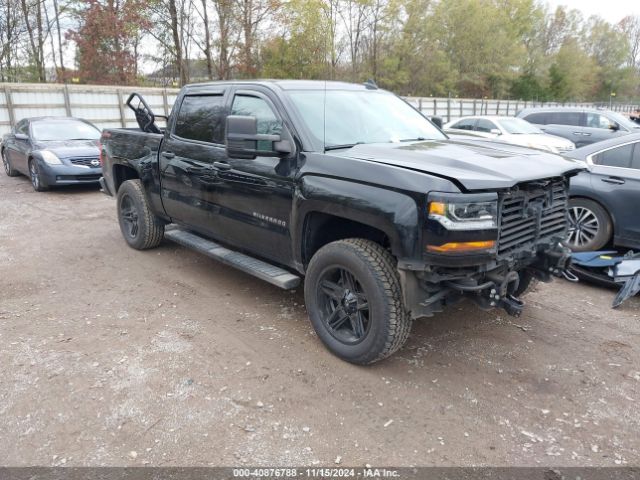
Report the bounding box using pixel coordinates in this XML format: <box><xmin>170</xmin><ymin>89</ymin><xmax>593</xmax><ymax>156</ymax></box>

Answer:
<box><xmin>1</xmin><ymin>0</ymin><xmax>640</xmax><ymax>102</ymax></box>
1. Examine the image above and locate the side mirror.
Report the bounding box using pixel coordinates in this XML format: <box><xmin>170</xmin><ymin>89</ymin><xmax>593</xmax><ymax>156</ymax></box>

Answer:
<box><xmin>225</xmin><ymin>115</ymin><xmax>292</xmax><ymax>160</ymax></box>
<box><xmin>15</xmin><ymin>133</ymin><xmax>29</xmax><ymax>141</ymax></box>
<box><xmin>490</xmin><ymin>128</ymin><xmax>502</xmax><ymax>135</ymax></box>
<box><xmin>609</xmin><ymin>122</ymin><xmax>620</xmax><ymax>131</ymax></box>
<box><xmin>431</xmin><ymin>116</ymin><xmax>443</xmax><ymax>129</ymax></box>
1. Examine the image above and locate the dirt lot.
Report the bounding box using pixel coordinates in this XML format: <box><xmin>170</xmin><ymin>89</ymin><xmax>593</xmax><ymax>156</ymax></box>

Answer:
<box><xmin>0</xmin><ymin>171</ymin><xmax>639</xmax><ymax>467</ymax></box>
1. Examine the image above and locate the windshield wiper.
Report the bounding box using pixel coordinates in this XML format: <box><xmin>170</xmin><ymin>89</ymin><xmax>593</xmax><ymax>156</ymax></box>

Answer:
<box><xmin>324</xmin><ymin>142</ymin><xmax>364</xmax><ymax>151</ymax></box>
<box><xmin>399</xmin><ymin>137</ymin><xmax>427</xmax><ymax>142</ymax></box>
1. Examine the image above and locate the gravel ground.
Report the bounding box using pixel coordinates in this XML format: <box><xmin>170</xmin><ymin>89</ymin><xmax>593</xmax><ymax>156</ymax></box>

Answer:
<box><xmin>0</xmin><ymin>172</ymin><xmax>639</xmax><ymax>467</ymax></box>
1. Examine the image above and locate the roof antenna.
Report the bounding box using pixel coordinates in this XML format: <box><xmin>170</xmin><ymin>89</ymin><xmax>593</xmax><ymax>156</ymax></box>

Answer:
<box><xmin>364</xmin><ymin>79</ymin><xmax>378</xmax><ymax>90</ymax></box>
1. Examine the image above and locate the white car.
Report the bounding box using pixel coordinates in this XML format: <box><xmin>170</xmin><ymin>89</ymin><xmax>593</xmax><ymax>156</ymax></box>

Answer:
<box><xmin>444</xmin><ymin>115</ymin><xmax>575</xmax><ymax>153</ymax></box>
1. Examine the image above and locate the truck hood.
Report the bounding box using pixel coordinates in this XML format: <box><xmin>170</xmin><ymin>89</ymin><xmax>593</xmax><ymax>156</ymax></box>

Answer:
<box><xmin>336</xmin><ymin>139</ymin><xmax>585</xmax><ymax>191</ymax></box>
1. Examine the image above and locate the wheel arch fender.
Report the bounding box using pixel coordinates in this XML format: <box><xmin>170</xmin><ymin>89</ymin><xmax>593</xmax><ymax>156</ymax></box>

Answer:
<box><xmin>293</xmin><ymin>176</ymin><xmax>422</xmax><ymax>269</ymax></box>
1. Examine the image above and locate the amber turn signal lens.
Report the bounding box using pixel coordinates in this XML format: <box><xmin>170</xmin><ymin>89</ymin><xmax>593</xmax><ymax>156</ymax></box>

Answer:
<box><xmin>428</xmin><ymin>201</ymin><xmax>446</xmax><ymax>216</ymax></box>
<box><xmin>426</xmin><ymin>240</ymin><xmax>496</xmax><ymax>253</ymax></box>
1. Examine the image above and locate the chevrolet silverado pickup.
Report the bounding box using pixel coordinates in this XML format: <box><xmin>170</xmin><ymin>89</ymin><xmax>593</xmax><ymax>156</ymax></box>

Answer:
<box><xmin>100</xmin><ymin>80</ymin><xmax>583</xmax><ymax>364</ymax></box>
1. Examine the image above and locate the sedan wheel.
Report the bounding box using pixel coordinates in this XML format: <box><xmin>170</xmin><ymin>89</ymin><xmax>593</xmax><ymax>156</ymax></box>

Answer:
<box><xmin>567</xmin><ymin>198</ymin><xmax>612</xmax><ymax>251</ymax></box>
<box><xmin>1</xmin><ymin>149</ymin><xmax>19</xmax><ymax>177</ymax></box>
<box><xmin>29</xmin><ymin>160</ymin><xmax>48</xmax><ymax>191</ymax></box>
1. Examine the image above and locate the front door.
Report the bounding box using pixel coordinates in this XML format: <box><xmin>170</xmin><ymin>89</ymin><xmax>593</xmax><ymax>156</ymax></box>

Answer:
<box><xmin>212</xmin><ymin>89</ymin><xmax>297</xmax><ymax>265</ymax></box>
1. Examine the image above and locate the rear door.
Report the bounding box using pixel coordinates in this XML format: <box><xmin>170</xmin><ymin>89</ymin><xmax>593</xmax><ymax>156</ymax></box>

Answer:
<box><xmin>159</xmin><ymin>89</ymin><xmax>229</xmax><ymax>230</ymax></box>
<box><xmin>589</xmin><ymin>140</ymin><xmax>640</xmax><ymax>244</ymax></box>
<box><xmin>545</xmin><ymin>111</ymin><xmax>589</xmax><ymax>146</ymax></box>
<box><xmin>212</xmin><ymin>88</ymin><xmax>297</xmax><ymax>265</ymax></box>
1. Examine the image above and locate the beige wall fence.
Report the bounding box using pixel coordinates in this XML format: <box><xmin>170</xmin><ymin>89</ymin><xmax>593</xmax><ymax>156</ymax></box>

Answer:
<box><xmin>0</xmin><ymin>83</ymin><xmax>180</xmax><ymax>136</ymax></box>
<box><xmin>1</xmin><ymin>82</ymin><xmax>639</xmax><ymax>136</ymax></box>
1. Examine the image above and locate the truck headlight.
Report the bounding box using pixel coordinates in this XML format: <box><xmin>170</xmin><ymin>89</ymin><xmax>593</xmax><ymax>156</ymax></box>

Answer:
<box><xmin>40</xmin><ymin>150</ymin><xmax>62</xmax><ymax>165</ymax></box>
<box><xmin>428</xmin><ymin>196</ymin><xmax>498</xmax><ymax>230</ymax></box>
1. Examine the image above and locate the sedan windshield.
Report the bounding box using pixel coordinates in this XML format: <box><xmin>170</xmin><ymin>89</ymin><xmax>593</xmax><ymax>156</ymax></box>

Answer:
<box><xmin>31</xmin><ymin>120</ymin><xmax>101</xmax><ymax>141</ymax></box>
<box><xmin>287</xmin><ymin>89</ymin><xmax>446</xmax><ymax>150</ymax></box>
<box><xmin>497</xmin><ymin>118</ymin><xmax>542</xmax><ymax>135</ymax></box>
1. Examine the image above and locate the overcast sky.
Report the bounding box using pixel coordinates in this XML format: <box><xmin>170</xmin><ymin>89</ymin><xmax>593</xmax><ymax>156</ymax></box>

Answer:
<box><xmin>545</xmin><ymin>0</ymin><xmax>640</xmax><ymax>24</ymax></box>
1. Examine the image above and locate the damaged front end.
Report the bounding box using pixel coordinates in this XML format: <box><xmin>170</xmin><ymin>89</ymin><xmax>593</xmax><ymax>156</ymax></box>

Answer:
<box><xmin>400</xmin><ymin>177</ymin><xmax>573</xmax><ymax>319</ymax></box>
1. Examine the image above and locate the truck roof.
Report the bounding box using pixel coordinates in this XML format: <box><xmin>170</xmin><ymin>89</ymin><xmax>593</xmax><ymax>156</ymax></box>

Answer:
<box><xmin>182</xmin><ymin>79</ymin><xmax>376</xmax><ymax>93</ymax></box>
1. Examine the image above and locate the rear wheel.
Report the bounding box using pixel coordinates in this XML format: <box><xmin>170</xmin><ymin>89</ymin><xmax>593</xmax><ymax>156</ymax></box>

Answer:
<box><xmin>117</xmin><ymin>179</ymin><xmax>164</xmax><ymax>250</ymax></box>
<box><xmin>567</xmin><ymin>198</ymin><xmax>612</xmax><ymax>251</ymax></box>
<box><xmin>304</xmin><ymin>239</ymin><xmax>412</xmax><ymax>365</ymax></box>
<box><xmin>2</xmin><ymin>149</ymin><xmax>19</xmax><ymax>177</ymax></box>
<box><xmin>29</xmin><ymin>159</ymin><xmax>48</xmax><ymax>191</ymax></box>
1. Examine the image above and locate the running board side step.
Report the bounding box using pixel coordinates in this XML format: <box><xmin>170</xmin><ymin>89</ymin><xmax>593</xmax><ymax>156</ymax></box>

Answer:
<box><xmin>164</xmin><ymin>228</ymin><xmax>301</xmax><ymax>290</ymax></box>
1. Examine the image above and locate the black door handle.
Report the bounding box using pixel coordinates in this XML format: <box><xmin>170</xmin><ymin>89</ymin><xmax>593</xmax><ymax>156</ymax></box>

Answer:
<box><xmin>601</xmin><ymin>177</ymin><xmax>625</xmax><ymax>185</ymax></box>
<box><xmin>213</xmin><ymin>161</ymin><xmax>232</xmax><ymax>171</ymax></box>
<box><xmin>161</xmin><ymin>151</ymin><xmax>175</xmax><ymax>159</ymax></box>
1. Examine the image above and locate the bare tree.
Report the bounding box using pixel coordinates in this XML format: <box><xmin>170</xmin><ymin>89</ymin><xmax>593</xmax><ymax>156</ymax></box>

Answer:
<box><xmin>619</xmin><ymin>15</ymin><xmax>640</xmax><ymax>69</ymax></box>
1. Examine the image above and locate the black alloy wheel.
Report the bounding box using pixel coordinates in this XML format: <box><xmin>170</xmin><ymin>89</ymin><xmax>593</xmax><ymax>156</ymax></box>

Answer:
<box><xmin>317</xmin><ymin>266</ymin><xmax>371</xmax><ymax>344</ymax></box>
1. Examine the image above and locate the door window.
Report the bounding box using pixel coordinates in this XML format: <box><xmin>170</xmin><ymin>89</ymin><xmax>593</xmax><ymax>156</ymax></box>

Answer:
<box><xmin>592</xmin><ymin>143</ymin><xmax>633</xmax><ymax>168</ymax></box>
<box><xmin>231</xmin><ymin>94</ymin><xmax>281</xmax><ymax>150</ymax></box>
<box><xmin>548</xmin><ymin>111</ymin><xmax>582</xmax><ymax>126</ymax></box>
<box><xmin>174</xmin><ymin>94</ymin><xmax>225</xmax><ymax>144</ymax></box>
<box><xmin>450</xmin><ymin>118</ymin><xmax>476</xmax><ymax>130</ymax></box>
<box><xmin>631</xmin><ymin>143</ymin><xmax>640</xmax><ymax>170</ymax></box>
<box><xmin>586</xmin><ymin>113</ymin><xmax>615</xmax><ymax>130</ymax></box>
<box><xmin>524</xmin><ymin>112</ymin><xmax>548</xmax><ymax>125</ymax></box>
<box><xmin>475</xmin><ymin>119</ymin><xmax>497</xmax><ymax>133</ymax></box>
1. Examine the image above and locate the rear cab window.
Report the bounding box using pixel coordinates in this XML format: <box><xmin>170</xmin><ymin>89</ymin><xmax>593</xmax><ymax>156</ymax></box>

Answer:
<box><xmin>174</xmin><ymin>94</ymin><xmax>226</xmax><ymax>144</ymax></box>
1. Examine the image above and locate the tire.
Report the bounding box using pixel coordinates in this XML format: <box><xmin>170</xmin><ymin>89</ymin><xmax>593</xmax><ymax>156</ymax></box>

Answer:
<box><xmin>2</xmin><ymin>149</ymin><xmax>19</xmax><ymax>177</ymax></box>
<box><xmin>304</xmin><ymin>238</ymin><xmax>412</xmax><ymax>365</ymax></box>
<box><xmin>513</xmin><ymin>270</ymin><xmax>537</xmax><ymax>297</ymax></box>
<box><xmin>567</xmin><ymin>198</ymin><xmax>612</xmax><ymax>252</ymax></box>
<box><xmin>29</xmin><ymin>159</ymin><xmax>48</xmax><ymax>191</ymax></box>
<box><xmin>116</xmin><ymin>179</ymin><xmax>164</xmax><ymax>250</ymax></box>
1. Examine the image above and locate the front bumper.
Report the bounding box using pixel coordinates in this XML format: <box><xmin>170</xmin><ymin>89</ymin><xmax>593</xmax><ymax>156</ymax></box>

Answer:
<box><xmin>37</xmin><ymin>160</ymin><xmax>102</xmax><ymax>186</ymax></box>
<box><xmin>401</xmin><ymin>241</ymin><xmax>572</xmax><ymax>319</ymax></box>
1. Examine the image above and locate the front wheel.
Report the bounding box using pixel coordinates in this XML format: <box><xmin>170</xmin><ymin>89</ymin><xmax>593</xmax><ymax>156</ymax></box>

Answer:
<box><xmin>29</xmin><ymin>159</ymin><xmax>48</xmax><ymax>191</ymax></box>
<box><xmin>304</xmin><ymin>239</ymin><xmax>412</xmax><ymax>365</ymax></box>
<box><xmin>116</xmin><ymin>179</ymin><xmax>164</xmax><ymax>250</ymax></box>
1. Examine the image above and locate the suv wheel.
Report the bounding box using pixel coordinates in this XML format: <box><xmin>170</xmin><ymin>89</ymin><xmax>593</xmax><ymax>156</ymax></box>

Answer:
<box><xmin>117</xmin><ymin>179</ymin><xmax>164</xmax><ymax>249</ymax></box>
<box><xmin>304</xmin><ymin>239</ymin><xmax>412</xmax><ymax>365</ymax></box>
<box><xmin>2</xmin><ymin>149</ymin><xmax>19</xmax><ymax>177</ymax></box>
<box><xmin>567</xmin><ymin>198</ymin><xmax>612</xmax><ymax>251</ymax></box>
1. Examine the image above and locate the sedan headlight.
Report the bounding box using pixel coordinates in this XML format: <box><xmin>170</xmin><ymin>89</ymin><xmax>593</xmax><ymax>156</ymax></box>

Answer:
<box><xmin>40</xmin><ymin>150</ymin><xmax>62</xmax><ymax>165</ymax></box>
<box><xmin>428</xmin><ymin>195</ymin><xmax>498</xmax><ymax>230</ymax></box>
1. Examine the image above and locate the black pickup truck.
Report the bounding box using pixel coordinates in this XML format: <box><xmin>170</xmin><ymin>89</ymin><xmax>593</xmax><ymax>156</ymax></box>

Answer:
<box><xmin>100</xmin><ymin>80</ymin><xmax>583</xmax><ymax>364</ymax></box>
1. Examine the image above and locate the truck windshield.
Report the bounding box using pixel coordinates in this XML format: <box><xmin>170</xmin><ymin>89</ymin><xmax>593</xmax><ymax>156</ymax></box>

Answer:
<box><xmin>286</xmin><ymin>89</ymin><xmax>446</xmax><ymax>150</ymax></box>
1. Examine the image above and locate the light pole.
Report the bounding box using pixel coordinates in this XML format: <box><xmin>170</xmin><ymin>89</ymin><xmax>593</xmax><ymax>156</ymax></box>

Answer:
<box><xmin>609</xmin><ymin>92</ymin><xmax>616</xmax><ymax>110</ymax></box>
